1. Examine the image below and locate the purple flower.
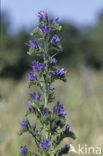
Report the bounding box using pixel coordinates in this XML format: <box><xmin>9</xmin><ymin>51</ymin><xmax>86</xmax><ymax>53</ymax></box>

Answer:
<box><xmin>32</xmin><ymin>123</ymin><xmax>36</xmax><ymax>129</ymax></box>
<box><xmin>35</xmin><ymin>129</ymin><xmax>39</xmax><ymax>134</ymax></box>
<box><xmin>21</xmin><ymin>119</ymin><xmax>29</xmax><ymax>128</ymax></box>
<box><xmin>32</xmin><ymin>61</ymin><xmax>46</xmax><ymax>71</ymax></box>
<box><xmin>43</xmin><ymin>107</ymin><xmax>50</xmax><ymax>115</ymax></box>
<box><xmin>56</xmin><ymin>68</ymin><xmax>66</xmax><ymax>76</ymax></box>
<box><xmin>57</xmin><ymin>101</ymin><xmax>63</xmax><ymax>107</ymax></box>
<box><xmin>30</xmin><ymin>92</ymin><xmax>36</xmax><ymax>99</ymax></box>
<box><xmin>37</xmin><ymin>11</ymin><xmax>47</xmax><ymax>19</ymax></box>
<box><xmin>40</xmin><ymin>25</ymin><xmax>51</xmax><ymax>34</ymax></box>
<box><xmin>40</xmin><ymin>139</ymin><xmax>51</xmax><ymax>149</ymax></box>
<box><xmin>51</xmin><ymin>58</ymin><xmax>56</xmax><ymax>65</ymax></box>
<box><xmin>53</xmin><ymin>68</ymin><xmax>66</xmax><ymax>77</ymax></box>
<box><xmin>64</xmin><ymin>144</ymin><xmax>70</xmax><ymax>150</ymax></box>
<box><xmin>30</xmin><ymin>92</ymin><xmax>41</xmax><ymax>100</ymax></box>
<box><xmin>20</xmin><ymin>145</ymin><xmax>28</xmax><ymax>154</ymax></box>
<box><xmin>40</xmin><ymin>63</ymin><xmax>46</xmax><ymax>70</ymax></box>
<box><xmin>52</xmin><ymin>34</ymin><xmax>60</xmax><ymax>43</ymax></box>
<box><xmin>28</xmin><ymin>72</ymin><xmax>36</xmax><ymax>81</ymax></box>
<box><xmin>53</xmin><ymin>106</ymin><xmax>67</xmax><ymax>117</ymax></box>
<box><xmin>65</xmin><ymin>124</ymin><xmax>70</xmax><ymax>132</ymax></box>
<box><xmin>44</xmin><ymin>53</ymin><xmax>49</xmax><ymax>60</ymax></box>
<box><xmin>32</xmin><ymin>61</ymin><xmax>40</xmax><ymax>71</ymax></box>
<box><xmin>29</xmin><ymin>40</ymin><xmax>38</xmax><ymax>48</ymax></box>
<box><xmin>28</xmin><ymin>101</ymin><xmax>34</xmax><ymax>110</ymax></box>
<box><xmin>43</xmin><ymin>63</ymin><xmax>46</xmax><ymax>69</ymax></box>
<box><xmin>51</xmin><ymin>18</ymin><xmax>59</xmax><ymax>24</ymax></box>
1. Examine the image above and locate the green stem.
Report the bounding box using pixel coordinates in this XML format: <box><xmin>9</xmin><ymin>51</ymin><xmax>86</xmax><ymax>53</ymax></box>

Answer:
<box><xmin>44</xmin><ymin>36</ymin><xmax>48</xmax><ymax>53</ymax></box>
<box><xmin>44</xmin><ymin>37</ymin><xmax>48</xmax><ymax>108</ymax></box>
<box><xmin>44</xmin><ymin>93</ymin><xmax>47</xmax><ymax>107</ymax></box>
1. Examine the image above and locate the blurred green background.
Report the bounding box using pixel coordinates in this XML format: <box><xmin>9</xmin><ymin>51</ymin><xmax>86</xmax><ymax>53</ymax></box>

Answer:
<box><xmin>0</xmin><ymin>0</ymin><xmax>103</xmax><ymax>155</ymax></box>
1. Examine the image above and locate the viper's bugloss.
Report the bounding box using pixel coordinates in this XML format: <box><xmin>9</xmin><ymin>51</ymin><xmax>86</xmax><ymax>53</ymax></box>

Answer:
<box><xmin>18</xmin><ymin>10</ymin><xmax>76</xmax><ymax>156</ymax></box>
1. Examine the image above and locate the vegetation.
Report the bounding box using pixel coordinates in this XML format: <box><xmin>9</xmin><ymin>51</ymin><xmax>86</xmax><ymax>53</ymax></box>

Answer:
<box><xmin>0</xmin><ymin>10</ymin><xmax>103</xmax><ymax>156</ymax></box>
<box><xmin>17</xmin><ymin>11</ymin><xmax>76</xmax><ymax>156</ymax></box>
<box><xmin>0</xmin><ymin>11</ymin><xmax>103</xmax><ymax>79</ymax></box>
<box><xmin>0</xmin><ymin>69</ymin><xmax>103</xmax><ymax>156</ymax></box>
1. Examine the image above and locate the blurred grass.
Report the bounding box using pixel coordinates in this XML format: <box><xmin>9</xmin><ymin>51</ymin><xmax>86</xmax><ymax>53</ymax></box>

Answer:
<box><xmin>0</xmin><ymin>68</ymin><xmax>103</xmax><ymax>156</ymax></box>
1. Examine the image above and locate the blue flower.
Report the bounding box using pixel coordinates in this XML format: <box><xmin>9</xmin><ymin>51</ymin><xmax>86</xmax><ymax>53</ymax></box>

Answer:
<box><xmin>44</xmin><ymin>53</ymin><xmax>49</xmax><ymax>60</ymax></box>
<box><xmin>56</xmin><ymin>68</ymin><xmax>66</xmax><ymax>76</ymax></box>
<box><xmin>65</xmin><ymin>124</ymin><xmax>70</xmax><ymax>132</ymax></box>
<box><xmin>35</xmin><ymin>129</ymin><xmax>39</xmax><ymax>134</ymax></box>
<box><xmin>43</xmin><ymin>107</ymin><xmax>50</xmax><ymax>115</ymax></box>
<box><xmin>32</xmin><ymin>61</ymin><xmax>40</xmax><ymax>71</ymax></box>
<box><xmin>40</xmin><ymin>25</ymin><xmax>51</xmax><ymax>34</ymax></box>
<box><xmin>51</xmin><ymin>18</ymin><xmax>59</xmax><ymax>24</ymax></box>
<box><xmin>40</xmin><ymin>63</ymin><xmax>46</xmax><ymax>70</ymax></box>
<box><xmin>53</xmin><ymin>106</ymin><xmax>67</xmax><ymax>117</ymax></box>
<box><xmin>37</xmin><ymin>11</ymin><xmax>47</xmax><ymax>19</ymax></box>
<box><xmin>43</xmin><ymin>63</ymin><xmax>46</xmax><ymax>69</ymax></box>
<box><xmin>52</xmin><ymin>34</ymin><xmax>60</xmax><ymax>43</ymax></box>
<box><xmin>51</xmin><ymin>58</ymin><xmax>56</xmax><ymax>65</ymax></box>
<box><xmin>32</xmin><ymin>61</ymin><xmax>46</xmax><ymax>71</ymax></box>
<box><xmin>40</xmin><ymin>139</ymin><xmax>51</xmax><ymax>149</ymax></box>
<box><xmin>20</xmin><ymin>145</ymin><xmax>28</xmax><ymax>154</ymax></box>
<box><xmin>57</xmin><ymin>101</ymin><xmax>63</xmax><ymax>107</ymax></box>
<box><xmin>28</xmin><ymin>72</ymin><xmax>36</xmax><ymax>81</ymax></box>
<box><xmin>28</xmin><ymin>101</ymin><xmax>34</xmax><ymax>110</ymax></box>
<box><xmin>64</xmin><ymin>144</ymin><xmax>70</xmax><ymax>150</ymax></box>
<box><xmin>53</xmin><ymin>68</ymin><xmax>66</xmax><ymax>77</ymax></box>
<box><xmin>29</xmin><ymin>40</ymin><xmax>38</xmax><ymax>48</ymax></box>
<box><xmin>21</xmin><ymin>119</ymin><xmax>29</xmax><ymax>128</ymax></box>
<box><xmin>30</xmin><ymin>92</ymin><xmax>36</xmax><ymax>99</ymax></box>
<box><xmin>30</xmin><ymin>92</ymin><xmax>41</xmax><ymax>100</ymax></box>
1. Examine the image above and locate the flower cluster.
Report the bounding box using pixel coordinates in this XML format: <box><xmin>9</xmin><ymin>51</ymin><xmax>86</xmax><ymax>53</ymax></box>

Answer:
<box><xmin>43</xmin><ymin>107</ymin><xmax>50</xmax><ymax>115</ymax></box>
<box><xmin>28</xmin><ymin>72</ymin><xmax>36</xmax><ymax>81</ymax></box>
<box><xmin>28</xmin><ymin>61</ymin><xmax>47</xmax><ymax>82</ymax></box>
<box><xmin>37</xmin><ymin>11</ymin><xmax>47</xmax><ymax>19</ymax></box>
<box><xmin>40</xmin><ymin>139</ymin><xmax>51</xmax><ymax>149</ymax></box>
<box><xmin>53</xmin><ymin>101</ymin><xmax>67</xmax><ymax>117</ymax></box>
<box><xmin>52</xmin><ymin>68</ymin><xmax>66</xmax><ymax>77</ymax></box>
<box><xmin>52</xmin><ymin>34</ymin><xmax>60</xmax><ymax>43</ymax></box>
<box><xmin>32</xmin><ymin>61</ymin><xmax>46</xmax><ymax>71</ymax></box>
<box><xmin>18</xmin><ymin>10</ymin><xmax>75</xmax><ymax>156</ymax></box>
<box><xmin>28</xmin><ymin>101</ymin><xmax>34</xmax><ymax>110</ymax></box>
<box><xmin>29</xmin><ymin>40</ymin><xmax>38</xmax><ymax>48</ymax></box>
<box><xmin>30</xmin><ymin>92</ymin><xmax>41</xmax><ymax>100</ymax></box>
<box><xmin>21</xmin><ymin>119</ymin><xmax>29</xmax><ymax>129</ymax></box>
<box><xmin>51</xmin><ymin>17</ymin><xmax>59</xmax><ymax>24</ymax></box>
<box><xmin>20</xmin><ymin>145</ymin><xmax>28</xmax><ymax>154</ymax></box>
<box><xmin>65</xmin><ymin>124</ymin><xmax>70</xmax><ymax>132</ymax></box>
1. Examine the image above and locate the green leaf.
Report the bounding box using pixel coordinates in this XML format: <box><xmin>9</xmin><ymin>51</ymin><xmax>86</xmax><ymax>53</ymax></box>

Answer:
<box><xmin>25</xmin><ymin>109</ymin><xmax>31</xmax><ymax>116</ymax></box>
<box><xmin>49</xmin><ymin>43</ymin><xmax>63</xmax><ymax>52</ymax></box>
<box><xmin>18</xmin><ymin>128</ymin><xmax>28</xmax><ymax>136</ymax></box>
<box><xmin>51</xmin><ymin>24</ymin><xmax>62</xmax><ymax>31</ymax></box>
<box><xmin>27</xmin><ymin>47</ymin><xmax>35</xmax><ymax>55</ymax></box>
<box><xmin>66</xmin><ymin>131</ymin><xmax>76</xmax><ymax>140</ymax></box>
<box><xmin>27</xmin><ymin>80</ymin><xmax>40</xmax><ymax>88</ymax></box>
<box><xmin>30</xmin><ymin>28</ymin><xmax>44</xmax><ymax>36</ymax></box>
<box><xmin>57</xmin><ymin>43</ymin><xmax>63</xmax><ymax>50</ymax></box>
<box><xmin>53</xmin><ymin>130</ymin><xmax>76</xmax><ymax>147</ymax></box>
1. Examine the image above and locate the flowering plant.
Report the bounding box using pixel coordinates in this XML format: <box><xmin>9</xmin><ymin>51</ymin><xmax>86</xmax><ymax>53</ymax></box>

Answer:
<box><xmin>18</xmin><ymin>11</ymin><xmax>76</xmax><ymax>156</ymax></box>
